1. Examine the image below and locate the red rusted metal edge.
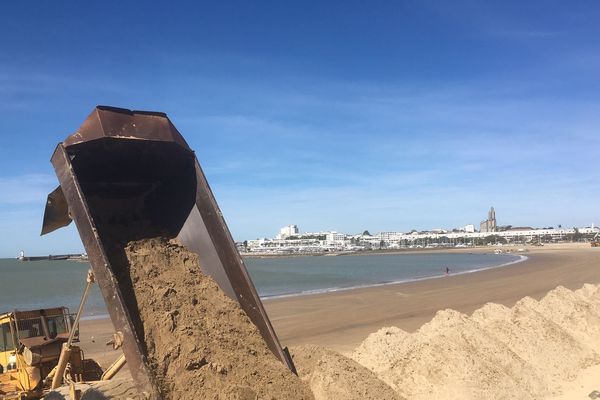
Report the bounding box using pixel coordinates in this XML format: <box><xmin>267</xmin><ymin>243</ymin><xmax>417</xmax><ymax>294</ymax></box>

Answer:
<box><xmin>63</xmin><ymin>106</ymin><xmax>189</xmax><ymax>150</ymax></box>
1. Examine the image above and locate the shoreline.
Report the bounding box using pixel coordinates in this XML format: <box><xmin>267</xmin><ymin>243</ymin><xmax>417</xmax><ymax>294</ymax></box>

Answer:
<box><xmin>265</xmin><ymin>243</ymin><xmax>600</xmax><ymax>353</ymax></box>
<box><xmin>241</xmin><ymin>244</ymin><xmax>525</xmax><ymax>258</ymax></box>
<box><xmin>80</xmin><ymin>251</ymin><xmax>526</xmax><ymax>319</ymax></box>
<box><xmin>261</xmin><ymin>254</ymin><xmax>528</xmax><ymax>300</ymax></box>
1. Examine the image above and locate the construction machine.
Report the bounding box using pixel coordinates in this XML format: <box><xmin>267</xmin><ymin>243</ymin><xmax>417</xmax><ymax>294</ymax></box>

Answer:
<box><xmin>0</xmin><ymin>266</ymin><xmax>134</xmax><ymax>400</ymax></box>
<box><xmin>40</xmin><ymin>106</ymin><xmax>296</xmax><ymax>399</ymax></box>
<box><xmin>0</xmin><ymin>307</ymin><xmax>101</xmax><ymax>399</ymax></box>
<box><xmin>592</xmin><ymin>232</ymin><xmax>600</xmax><ymax>247</ymax></box>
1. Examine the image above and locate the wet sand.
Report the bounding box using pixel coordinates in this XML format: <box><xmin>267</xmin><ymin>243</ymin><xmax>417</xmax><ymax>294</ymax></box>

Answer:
<box><xmin>79</xmin><ymin>243</ymin><xmax>600</xmax><ymax>367</ymax></box>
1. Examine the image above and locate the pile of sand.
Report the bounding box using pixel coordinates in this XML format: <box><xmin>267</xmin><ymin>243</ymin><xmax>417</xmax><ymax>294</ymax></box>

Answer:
<box><xmin>350</xmin><ymin>284</ymin><xmax>600</xmax><ymax>400</ymax></box>
<box><xmin>122</xmin><ymin>237</ymin><xmax>313</xmax><ymax>400</ymax></box>
<box><xmin>290</xmin><ymin>345</ymin><xmax>402</xmax><ymax>400</ymax></box>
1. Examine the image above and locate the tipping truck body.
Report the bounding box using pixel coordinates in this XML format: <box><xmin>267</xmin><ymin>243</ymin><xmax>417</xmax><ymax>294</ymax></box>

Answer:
<box><xmin>41</xmin><ymin>106</ymin><xmax>296</xmax><ymax>399</ymax></box>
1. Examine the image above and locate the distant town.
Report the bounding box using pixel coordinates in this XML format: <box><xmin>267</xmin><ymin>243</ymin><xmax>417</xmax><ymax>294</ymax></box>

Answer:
<box><xmin>237</xmin><ymin>207</ymin><xmax>600</xmax><ymax>255</ymax></box>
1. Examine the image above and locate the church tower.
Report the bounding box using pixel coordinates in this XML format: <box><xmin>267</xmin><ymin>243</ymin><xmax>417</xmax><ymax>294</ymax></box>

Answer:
<box><xmin>480</xmin><ymin>206</ymin><xmax>497</xmax><ymax>233</ymax></box>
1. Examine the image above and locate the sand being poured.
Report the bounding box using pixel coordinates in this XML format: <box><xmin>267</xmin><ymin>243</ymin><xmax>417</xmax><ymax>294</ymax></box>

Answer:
<box><xmin>120</xmin><ymin>237</ymin><xmax>313</xmax><ymax>400</ymax></box>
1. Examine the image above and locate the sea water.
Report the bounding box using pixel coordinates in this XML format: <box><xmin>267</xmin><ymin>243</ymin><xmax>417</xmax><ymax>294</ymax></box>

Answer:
<box><xmin>246</xmin><ymin>252</ymin><xmax>523</xmax><ymax>297</ymax></box>
<box><xmin>0</xmin><ymin>252</ymin><xmax>522</xmax><ymax>316</ymax></box>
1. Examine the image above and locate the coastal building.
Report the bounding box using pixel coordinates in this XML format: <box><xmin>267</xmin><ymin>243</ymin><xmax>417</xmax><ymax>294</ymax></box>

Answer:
<box><xmin>480</xmin><ymin>207</ymin><xmax>497</xmax><ymax>233</ymax></box>
<box><xmin>361</xmin><ymin>235</ymin><xmax>385</xmax><ymax>249</ymax></box>
<box><xmin>276</xmin><ymin>224</ymin><xmax>299</xmax><ymax>239</ymax></box>
<box><xmin>326</xmin><ymin>231</ymin><xmax>346</xmax><ymax>244</ymax></box>
<box><xmin>379</xmin><ymin>232</ymin><xmax>404</xmax><ymax>241</ymax></box>
<box><xmin>242</xmin><ymin>220</ymin><xmax>600</xmax><ymax>254</ymax></box>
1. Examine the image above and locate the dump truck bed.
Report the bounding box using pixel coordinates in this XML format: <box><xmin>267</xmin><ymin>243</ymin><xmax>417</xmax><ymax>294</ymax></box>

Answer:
<box><xmin>42</xmin><ymin>107</ymin><xmax>295</xmax><ymax>399</ymax></box>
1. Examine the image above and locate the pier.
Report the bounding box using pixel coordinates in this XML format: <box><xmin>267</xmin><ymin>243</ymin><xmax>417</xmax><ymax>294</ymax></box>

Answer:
<box><xmin>17</xmin><ymin>252</ymin><xmax>88</xmax><ymax>262</ymax></box>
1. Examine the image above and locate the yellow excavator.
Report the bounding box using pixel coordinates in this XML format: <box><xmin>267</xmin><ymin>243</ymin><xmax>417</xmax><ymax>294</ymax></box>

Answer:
<box><xmin>1</xmin><ymin>270</ymin><xmax>130</xmax><ymax>400</ymax></box>
<box><xmin>0</xmin><ymin>307</ymin><xmax>96</xmax><ymax>399</ymax></box>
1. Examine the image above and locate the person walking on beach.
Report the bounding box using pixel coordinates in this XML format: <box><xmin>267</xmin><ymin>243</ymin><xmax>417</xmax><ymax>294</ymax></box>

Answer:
<box><xmin>445</xmin><ymin>267</ymin><xmax>450</xmax><ymax>276</ymax></box>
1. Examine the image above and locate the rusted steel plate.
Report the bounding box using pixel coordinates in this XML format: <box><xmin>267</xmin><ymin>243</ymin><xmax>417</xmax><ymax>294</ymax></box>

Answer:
<box><xmin>41</xmin><ymin>186</ymin><xmax>72</xmax><ymax>235</ymax></box>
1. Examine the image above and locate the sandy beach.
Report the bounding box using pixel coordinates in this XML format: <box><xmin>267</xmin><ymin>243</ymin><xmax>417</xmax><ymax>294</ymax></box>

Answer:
<box><xmin>80</xmin><ymin>243</ymin><xmax>600</xmax><ymax>368</ymax></box>
<box><xmin>265</xmin><ymin>243</ymin><xmax>600</xmax><ymax>353</ymax></box>
<box><xmin>71</xmin><ymin>242</ymin><xmax>600</xmax><ymax>398</ymax></box>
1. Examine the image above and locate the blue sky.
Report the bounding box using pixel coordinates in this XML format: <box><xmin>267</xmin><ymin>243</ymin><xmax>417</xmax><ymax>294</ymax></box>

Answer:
<box><xmin>1</xmin><ymin>1</ymin><xmax>599</xmax><ymax>256</ymax></box>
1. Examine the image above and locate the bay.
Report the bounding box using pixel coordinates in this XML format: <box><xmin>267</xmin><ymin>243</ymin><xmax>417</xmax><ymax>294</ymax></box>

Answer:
<box><xmin>0</xmin><ymin>252</ymin><xmax>522</xmax><ymax>316</ymax></box>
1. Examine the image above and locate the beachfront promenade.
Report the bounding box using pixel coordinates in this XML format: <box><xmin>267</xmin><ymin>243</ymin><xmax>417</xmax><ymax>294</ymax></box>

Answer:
<box><xmin>242</xmin><ymin>225</ymin><xmax>600</xmax><ymax>254</ymax></box>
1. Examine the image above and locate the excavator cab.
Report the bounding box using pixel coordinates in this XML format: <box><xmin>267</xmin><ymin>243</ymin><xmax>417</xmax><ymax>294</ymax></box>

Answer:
<box><xmin>0</xmin><ymin>308</ymin><xmax>81</xmax><ymax>399</ymax></box>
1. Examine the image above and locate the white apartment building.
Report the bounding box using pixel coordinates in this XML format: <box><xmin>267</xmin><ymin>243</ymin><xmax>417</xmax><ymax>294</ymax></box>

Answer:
<box><xmin>379</xmin><ymin>232</ymin><xmax>404</xmax><ymax>241</ymax></box>
<box><xmin>326</xmin><ymin>231</ymin><xmax>346</xmax><ymax>244</ymax></box>
<box><xmin>276</xmin><ymin>224</ymin><xmax>299</xmax><ymax>239</ymax></box>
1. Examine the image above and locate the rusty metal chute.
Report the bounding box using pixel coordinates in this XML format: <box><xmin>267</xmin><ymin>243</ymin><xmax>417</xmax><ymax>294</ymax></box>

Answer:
<box><xmin>42</xmin><ymin>106</ymin><xmax>295</xmax><ymax>399</ymax></box>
